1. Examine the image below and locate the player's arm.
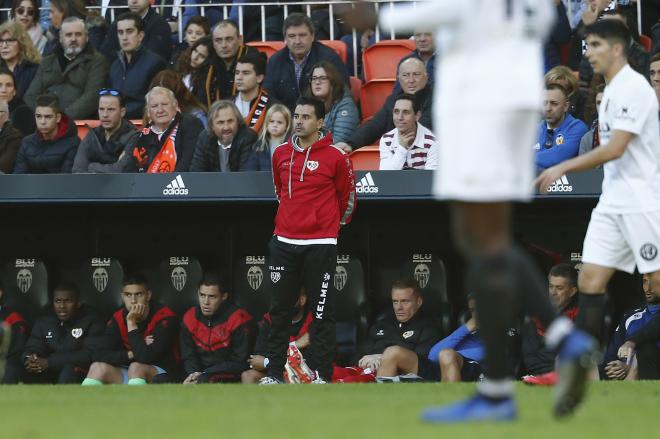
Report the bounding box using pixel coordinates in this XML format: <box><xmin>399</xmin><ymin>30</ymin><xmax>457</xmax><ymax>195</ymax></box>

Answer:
<box><xmin>335</xmin><ymin>152</ymin><xmax>357</xmax><ymax>226</ymax></box>
<box><xmin>535</xmin><ymin>129</ymin><xmax>633</xmax><ymax>193</ymax></box>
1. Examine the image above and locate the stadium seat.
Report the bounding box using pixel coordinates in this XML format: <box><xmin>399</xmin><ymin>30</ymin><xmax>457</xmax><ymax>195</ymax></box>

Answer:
<box><xmin>75</xmin><ymin>120</ymin><xmax>101</xmax><ymax>140</ymax></box>
<box><xmin>320</xmin><ymin>39</ymin><xmax>348</xmax><ymax>63</ymax></box>
<box><xmin>233</xmin><ymin>254</ymin><xmax>272</xmax><ymax>320</ymax></box>
<box><xmin>1</xmin><ymin>258</ymin><xmax>49</xmax><ymax>322</ymax></box>
<box><xmin>349</xmin><ymin>76</ymin><xmax>362</xmax><ymax>105</ymax></box>
<box><xmin>640</xmin><ymin>34</ymin><xmax>652</xmax><ymax>52</ymax></box>
<box><xmin>349</xmin><ymin>145</ymin><xmax>380</xmax><ymax>171</ymax></box>
<box><xmin>362</xmin><ymin>39</ymin><xmax>415</xmax><ymax>81</ymax></box>
<box><xmin>360</xmin><ymin>79</ymin><xmax>395</xmax><ymax>121</ymax></box>
<box><xmin>247</xmin><ymin>41</ymin><xmax>285</xmax><ymax>60</ymax></box>
<box><xmin>59</xmin><ymin>257</ymin><xmax>124</xmax><ymax>319</ymax></box>
<box><xmin>333</xmin><ymin>254</ymin><xmax>368</xmax><ymax>365</ymax></box>
<box><xmin>155</xmin><ymin>256</ymin><xmax>203</xmax><ymax>315</ymax></box>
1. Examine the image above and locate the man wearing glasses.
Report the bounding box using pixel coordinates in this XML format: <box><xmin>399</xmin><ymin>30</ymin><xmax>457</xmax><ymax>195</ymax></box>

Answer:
<box><xmin>72</xmin><ymin>89</ymin><xmax>140</xmax><ymax>173</ymax></box>
<box><xmin>82</xmin><ymin>274</ymin><xmax>180</xmax><ymax>385</ymax></box>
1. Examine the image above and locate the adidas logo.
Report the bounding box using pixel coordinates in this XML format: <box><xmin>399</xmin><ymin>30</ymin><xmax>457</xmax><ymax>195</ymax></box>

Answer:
<box><xmin>547</xmin><ymin>174</ymin><xmax>573</xmax><ymax>193</ymax></box>
<box><xmin>356</xmin><ymin>172</ymin><xmax>379</xmax><ymax>194</ymax></box>
<box><xmin>163</xmin><ymin>174</ymin><xmax>189</xmax><ymax>196</ymax></box>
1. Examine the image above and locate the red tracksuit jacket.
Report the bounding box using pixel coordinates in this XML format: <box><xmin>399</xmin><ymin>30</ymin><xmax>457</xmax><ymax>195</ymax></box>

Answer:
<box><xmin>272</xmin><ymin>132</ymin><xmax>356</xmax><ymax>240</ymax></box>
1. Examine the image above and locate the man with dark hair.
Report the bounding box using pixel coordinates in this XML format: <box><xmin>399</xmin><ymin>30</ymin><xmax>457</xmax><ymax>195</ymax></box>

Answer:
<box><xmin>73</xmin><ymin>89</ymin><xmax>140</xmax><ymax>173</ymax></box>
<box><xmin>650</xmin><ymin>53</ymin><xmax>660</xmax><ymax>112</ymax></box>
<box><xmin>0</xmin><ymin>280</ymin><xmax>29</xmax><ymax>384</ymax></box>
<box><xmin>101</xmin><ymin>0</ymin><xmax>173</xmax><ymax>62</ymax></box>
<box><xmin>82</xmin><ymin>274</ymin><xmax>180</xmax><ymax>385</ymax></box>
<box><xmin>538</xmin><ymin>18</ymin><xmax>660</xmax><ymax>369</ymax></box>
<box><xmin>180</xmin><ymin>272</ymin><xmax>255</xmax><ymax>384</ymax></box>
<box><xmin>260</xmin><ymin>96</ymin><xmax>356</xmax><ymax>384</ymax></box>
<box><xmin>263</xmin><ymin>13</ymin><xmax>348</xmax><ymax>112</ymax></box>
<box><xmin>522</xmin><ymin>263</ymin><xmax>580</xmax><ymax>384</ymax></box>
<box><xmin>22</xmin><ymin>282</ymin><xmax>105</xmax><ymax>384</ymax></box>
<box><xmin>0</xmin><ymin>98</ymin><xmax>22</xmax><ymax>173</ymax></box>
<box><xmin>24</xmin><ymin>17</ymin><xmax>109</xmax><ymax>119</ymax></box>
<box><xmin>190</xmin><ymin>100</ymin><xmax>257</xmax><ymax>172</ymax></box>
<box><xmin>109</xmin><ymin>12</ymin><xmax>167</xmax><ymax>119</ymax></box>
<box><xmin>379</xmin><ymin>93</ymin><xmax>438</xmax><ymax>170</ymax></box>
<box><xmin>14</xmin><ymin>94</ymin><xmax>79</xmax><ymax>174</ymax></box>
<box><xmin>535</xmin><ymin>84</ymin><xmax>588</xmax><ymax>170</ymax></box>
<box><xmin>234</xmin><ymin>52</ymin><xmax>271</xmax><ymax>132</ymax></box>
<box><xmin>358</xmin><ymin>279</ymin><xmax>441</xmax><ymax>382</ymax></box>
<box><xmin>200</xmin><ymin>20</ymin><xmax>258</xmax><ymax>108</ymax></box>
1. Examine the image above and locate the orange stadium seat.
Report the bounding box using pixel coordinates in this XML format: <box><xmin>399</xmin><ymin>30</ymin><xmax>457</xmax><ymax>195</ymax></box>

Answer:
<box><xmin>76</xmin><ymin>119</ymin><xmax>144</xmax><ymax>139</ymax></box>
<box><xmin>350</xmin><ymin>145</ymin><xmax>380</xmax><ymax>171</ymax></box>
<box><xmin>640</xmin><ymin>34</ymin><xmax>652</xmax><ymax>52</ymax></box>
<box><xmin>320</xmin><ymin>39</ymin><xmax>348</xmax><ymax>63</ymax></box>
<box><xmin>362</xmin><ymin>39</ymin><xmax>415</xmax><ymax>81</ymax></box>
<box><xmin>349</xmin><ymin>76</ymin><xmax>362</xmax><ymax>106</ymax></box>
<box><xmin>247</xmin><ymin>41</ymin><xmax>285</xmax><ymax>60</ymax></box>
<box><xmin>360</xmin><ymin>79</ymin><xmax>395</xmax><ymax>121</ymax></box>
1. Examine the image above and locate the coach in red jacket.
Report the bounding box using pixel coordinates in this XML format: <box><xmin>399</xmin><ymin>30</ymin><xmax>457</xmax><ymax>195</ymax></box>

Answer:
<box><xmin>261</xmin><ymin>96</ymin><xmax>356</xmax><ymax>384</ymax></box>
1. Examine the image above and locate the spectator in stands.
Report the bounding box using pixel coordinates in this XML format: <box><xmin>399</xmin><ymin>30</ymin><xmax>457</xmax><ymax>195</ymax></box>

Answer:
<box><xmin>149</xmin><ymin>70</ymin><xmax>208</xmax><ymax>128</ymax></box>
<box><xmin>175</xmin><ymin>36</ymin><xmax>213</xmax><ymax>100</ymax></box>
<box><xmin>128</xmin><ymin>86</ymin><xmax>203</xmax><ymax>173</ymax></box>
<box><xmin>427</xmin><ymin>295</ymin><xmax>484</xmax><ymax>383</ymax></box>
<box><xmin>200</xmin><ymin>20</ymin><xmax>257</xmax><ymax>108</ymax></box>
<box><xmin>242</xmin><ymin>290</ymin><xmax>311</xmax><ymax>384</ymax></box>
<box><xmin>190</xmin><ymin>100</ymin><xmax>257</xmax><ymax>172</ymax></box>
<box><xmin>45</xmin><ymin>0</ymin><xmax>107</xmax><ymax>56</ymax></box>
<box><xmin>0</xmin><ymin>279</ymin><xmax>28</xmax><ymax>384</ymax></box>
<box><xmin>25</xmin><ymin>16</ymin><xmax>109</xmax><ymax>120</ymax></box>
<box><xmin>0</xmin><ymin>99</ymin><xmax>22</xmax><ymax>173</ymax></box>
<box><xmin>72</xmin><ymin>89</ymin><xmax>139</xmax><ymax>173</ymax></box>
<box><xmin>601</xmin><ymin>274</ymin><xmax>660</xmax><ymax>380</ymax></box>
<box><xmin>567</xmin><ymin>0</ymin><xmax>612</xmax><ymax>70</ymax></box>
<box><xmin>263</xmin><ymin>13</ymin><xmax>348</xmax><ymax>113</ymax></box>
<box><xmin>246</xmin><ymin>103</ymin><xmax>291</xmax><ymax>171</ymax></box>
<box><xmin>534</xmin><ymin>84</ymin><xmax>588</xmax><ymax>171</ymax></box>
<box><xmin>336</xmin><ymin>57</ymin><xmax>433</xmax><ymax>152</ymax></box>
<box><xmin>544</xmin><ymin>0</ymin><xmax>572</xmax><ymax>73</ymax></box>
<box><xmin>14</xmin><ymin>94</ymin><xmax>79</xmax><ymax>174</ymax></box>
<box><xmin>22</xmin><ymin>282</ymin><xmax>105</xmax><ymax>384</ymax></box>
<box><xmin>170</xmin><ymin>15</ymin><xmax>209</xmax><ymax>67</ymax></box>
<box><xmin>579</xmin><ymin>11</ymin><xmax>650</xmax><ymax>89</ymax></box>
<box><xmin>650</xmin><ymin>53</ymin><xmax>660</xmax><ymax>113</ymax></box>
<box><xmin>545</xmin><ymin>65</ymin><xmax>588</xmax><ymax>122</ymax></box>
<box><xmin>358</xmin><ymin>279</ymin><xmax>440</xmax><ymax>382</ymax></box>
<box><xmin>0</xmin><ymin>69</ymin><xmax>35</xmax><ymax>136</ymax></box>
<box><xmin>227</xmin><ymin>0</ymin><xmax>284</xmax><ymax>42</ymax></box>
<box><xmin>0</xmin><ymin>21</ymin><xmax>40</xmax><ymax>98</ymax></box>
<box><xmin>379</xmin><ymin>93</ymin><xmax>437</xmax><ymax>171</ymax></box>
<box><xmin>234</xmin><ymin>52</ymin><xmax>272</xmax><ymax>133</ymax></box>
<box><xmin>109</xmin><ymin>12</ymin><xmax>167</xmax><ymax>119</ymax></box>
<box><xmin>305</xmin><ymin>61</ymin><xmax>358</xmax><ymax>144</ymax></box>
<box><xmin>101</xmin><ymin>0</ymin><xmax>172</xmax><ymax>62</ymax></box>
<box><xmin>578</xmin><ymin>85</ymin><xmax>605</xmax><ymax>156</ymax></box>
<box><xmin>180</xmin><ymin>272</ymin><xmax>255</xmax><ymax>384</ymax></box>
<box><xmin>521</xmin><ymin>263</ymin><xmax>579</xmax><ymax>380</ymax></box>
<box><xmin>11</xmin><ymin>0</ymin><xmax>48</xmax><ymax>54</ymax></box>
<box><xmin>394</xmin><ymin>31</ymin><xmax>437</xmax><ymax>93</ymax></box>
<box><xmin>82</xmin><ymin>273</ymin><xmax>180</xmax><ymax>385</ymax></box>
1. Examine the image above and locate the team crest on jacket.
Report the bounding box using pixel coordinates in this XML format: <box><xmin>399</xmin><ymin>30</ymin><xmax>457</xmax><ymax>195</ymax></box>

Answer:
<box><xmin>306</xmin><ymin>160</ymin><xmax>319</xmax><ymax>171</ymax></box>
<box><xmin>402</xmin><ymin>330</ymin><xmax>414</xmax><ymax>339</ymax></box>
<box><xmin>556</xmin><ymin>134</ymin><xmax>564</xmax><ymax>145</ymax></box>
<box><xmin>71</xmin><ymin>328</ymin><xmax>83</xmax><ymax>339</ymax></box>
<box><xmin>271</xmin><ymin>271</ymin><xmax>281</xmax><ymax>283</ymax></box>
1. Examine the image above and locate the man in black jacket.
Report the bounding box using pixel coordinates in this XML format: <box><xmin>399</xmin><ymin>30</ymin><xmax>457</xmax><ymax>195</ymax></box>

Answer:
<box><xmin>190</xmin><ymin>100</ymin><xmax>257</xmax><ymax>172</ymax></box>
<box><xmin>22</xmin><ymin>282</ymin><xmax>105</xmax><ymax>384</ymax></box>
<box><xmin>263</xmin><ymin>13</ymin><xmax>347</xmax><ymax>113</ymax></box>
<box><xmin>335</xmin><ymin>57</ymin><xmax>433</xmax><ymax>152</ymax></box>
<box><xmin>109</xmin><ymin>12</ymin><xmax>167</xmax><ymax>119</ymax></box>
<box><xmin>0</xmin><ymin>98</ymin><xmax>22</xmax><ymax>173</ymax></box>
<box><xmin>82</xmin><ymin>274</ymin><xmax>180</xmax><ymax>385</ymax></box>
<box><xmin>358</xmin><ymin>279</ymin><xmax>441</xmax><ymax>381</ymax></box>
<box><xmin>180</xmin><ymin>272</ymin><xmax>255</xmax><ymax>384</ymax></box>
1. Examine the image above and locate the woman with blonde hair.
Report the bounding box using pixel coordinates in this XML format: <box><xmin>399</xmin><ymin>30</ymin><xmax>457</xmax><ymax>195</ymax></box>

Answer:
<box><xmin>0</xmin><ymin>20</ymin><xmax>39</xmax><ymax>98</ymax></box>
<box><xmin>245</xmin><ymin>103</ymin><xmax>291</xmax><ymax>171</ymax></box>
<box><xmin>544</xmin><ymin>65</ymin><xmax>587</xmax><ymax>122</ymax></box>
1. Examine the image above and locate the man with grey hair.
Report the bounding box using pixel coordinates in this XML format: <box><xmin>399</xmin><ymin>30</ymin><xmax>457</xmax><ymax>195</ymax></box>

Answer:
<box><xmin>0</xmin><ymin>99</ymin><xmax>22</xmax><ymax>173</ymax></box>
<box><xmin>25</xmin><ymin>17</ymin><xmax>109</xmax><ymax>119</ymax></box>
<box><xmin>190</xmin><ymin>100</ymin><xmax>257</xmax><ymax>172</ymax></box>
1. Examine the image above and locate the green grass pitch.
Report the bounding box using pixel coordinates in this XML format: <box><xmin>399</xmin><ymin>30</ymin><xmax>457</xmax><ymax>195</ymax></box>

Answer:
<box><xmin>2</xmin><ymin>382</ymin><xmax>660</xmax><ymax>438</ymax></box>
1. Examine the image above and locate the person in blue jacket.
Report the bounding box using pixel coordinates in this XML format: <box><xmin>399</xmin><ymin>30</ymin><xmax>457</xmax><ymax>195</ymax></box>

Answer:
<box><xmin>427</xmin><ymin>296</ymin><xmax>484</xmax><ymax>382</ymax></box>
<box><xmin>534</xmin><ymin>83</ymin><xmax>588</xmax><ymax>170</ymax></box>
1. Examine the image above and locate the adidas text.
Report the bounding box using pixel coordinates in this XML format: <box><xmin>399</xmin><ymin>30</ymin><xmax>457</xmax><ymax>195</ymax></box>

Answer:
<box><xmin>163</xmin><ymin>175</ymin><xmax>189</xmax><ymax>196</ymax></box>
<box><xmin>356</xmin><ymin>172</ymin><xmax>379</xmax><ymax>194</ymax></box>
<box><xmin>546</xmin><ymin>175</ymin><xmax>572</xmax><ymax>193</ymax></box>
<box><xmin>356</xmin><ymin>186</ymin><xmax>379</xmax><ymax>194</ymax></box>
